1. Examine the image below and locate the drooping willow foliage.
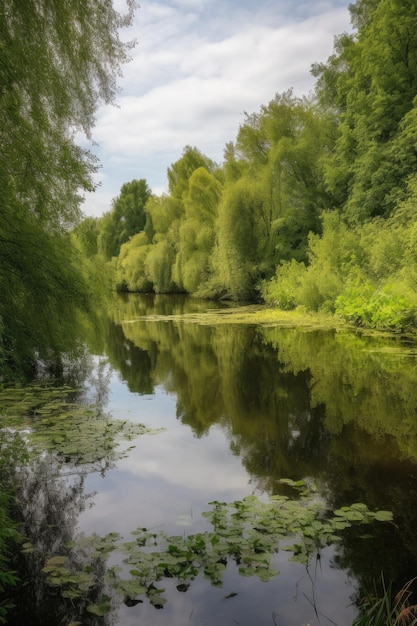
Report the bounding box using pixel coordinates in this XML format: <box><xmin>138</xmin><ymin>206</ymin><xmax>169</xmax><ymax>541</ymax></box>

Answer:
<box><xmin>0</xmin><ymin>0</ymin><xmax>137</xmax><ymax>378</ymax></box>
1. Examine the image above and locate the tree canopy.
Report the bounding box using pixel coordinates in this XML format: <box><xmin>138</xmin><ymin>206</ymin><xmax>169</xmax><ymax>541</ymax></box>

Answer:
<box><xmin>6</xmin><ymin>0</ymin><xmax>417</xmax><ymax>363</ymax></box>
<box><xmin>97</xmin><ymin>179</ymin><xmax>152</xmax><ymax>260</ymax></box>
<box><xmin>0</xmin><ymin>0</ymin><xmax>137</xmax><ymax>377</ymax></box>
<box><xmin>96</xmin><ymin>0</ymin><xmax>417</xmax><ymax>333</ymax></box>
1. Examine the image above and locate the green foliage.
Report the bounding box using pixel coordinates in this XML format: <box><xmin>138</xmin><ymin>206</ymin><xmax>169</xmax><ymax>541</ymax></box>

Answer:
<box><xmin>41</xmin><ymin>480</ymin><xmax>393</xmax><ymax>614</ymax></box>
<box><xmin>115</xmin><ymin>232</ymin><xmax>153</xmax><ymax>292</ymax></box>
<box><xmin>71</xmin><ymin>217</ymin><xmax>99</xmax><ymax>259</ymax></box>
<box><xmin>316</xmin><ymin>0</ymin><xmax>417</xmax><ymax>221</ymax></box>
<box><xmin>0</xmin><ymin>384</ymin><xmax>162</xmax><ymax>468</ymax></box>
<box><xmin>262</xmin><ymin>0</ymin><xmax>417</xmax><ymax>329</ymax></box>
<box><xmin>167</xmin><ymin>146</ymin><xmax>217</xmax><ymax>200</ymax></box>
<box><xmin>262</xmin><ymin>194</ymin><xmax>417</xmax><ymax>330</ymax></box>
<box><xmin>0</xmin><ymin>429</ymin><xmax>29</xmax><ymax>623</ymax></box>
<box><xmin>105</xmin><ymin>92</ymin><xmax>331</xmax><ymax>302</ymax></box>
<box><xmin>80</xmin><ymin>1</ymin><xmax>417</xmax><ymax>334</ymax></box>
<box><xmin>352</xmin><ymin>576</ymin><xmax>417</xmax><ymax>626</ymax></box>
<box><xmin>174</xmin><ymin>167</ymin><xmax>222</xmax><ymax>295</ymax></box>
<box><xmin>71</xmin><ymin>218</ymin><xmax>113</xmax><ymax>300</ymax></box>
<box><xmin>215</xmin><ymin>178</ymin><xmax>265</xmax><ymax>300</ymax></box>
<box><xmin>261</xmin><ymin>259</ymin><xmax>307</xmax><ymax>310</ymax></box>
<box><xmin>0</xmin><ymin>490</ymin><xmax>19</xmax><ymax>624</ymax></box>
<box><xmin>214</xmin><ymin>92</ymin><xmax>330</xmax><ymax>299</ymax></box>
<box><xmin>111</xmin><ymin>152</ymin><xmax>222</xmax><ymax>295</ymax></box>
<box><xmin>145</xmin><ymin>240</ymin><xmax>178</xmax><ymax>294</ymax></box>
<box><xmin>0</xmin><ymin>217</ymin><xmax>91</xmax><ymax>378</ymax></box>
<box><xmin>335</xmin><ymin>285</ymin><xmax>417</xmax><ymax>332</ymax></box>
<box><xmin>262</xmin><ymin>213</ymin><xmax>360</xmax><ymax>312</ymax></box>
<box><xmin>97</xmin><ymin>179</ymin><xmax>152</xmax><ymax>261</ymax></box>
<box><xmin>0</xmin><ymin>0</ymin><xmax>137</xmax><ymax>378</ymax></box>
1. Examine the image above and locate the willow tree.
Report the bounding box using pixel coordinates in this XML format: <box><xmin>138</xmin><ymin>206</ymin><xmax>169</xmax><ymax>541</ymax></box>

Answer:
<box><xmin>143</xmin><ymin>148</ymin><xmax>219</xmax><ymax>294</ymax></box>
<box><xmin>173</xmin><ymin>167</ymin><xmax>223</xmax><ymax>295</ymax></box>
<box><xmin>214</xmin><ymin>92</ymin><xmax>330</xmax><ymax>300</ymax></box>
<box><xmin>0</xmin><ymin>0</ymin><xmax>137</xmax><ymax>377</ymax></box>
<box><xmin>144</xmin><ymin>195</ymin><xmax>181</xmax><ymax>293</ymax></box>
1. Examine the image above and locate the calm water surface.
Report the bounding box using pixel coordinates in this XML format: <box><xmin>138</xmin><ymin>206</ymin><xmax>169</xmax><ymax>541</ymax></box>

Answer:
<box><xmin>6</xmin><ymin>293</ymin><xmax>417</xmax><ymax>626</ymax></box>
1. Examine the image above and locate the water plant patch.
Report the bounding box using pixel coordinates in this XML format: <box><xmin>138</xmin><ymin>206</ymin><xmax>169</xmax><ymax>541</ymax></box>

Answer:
<box><xmin>0</xmin><ymin>384</ymin><xmax>162</xmax><ymax>470</ymax></box>
<box><xmin>40</xmin><ymin>479</ymin><xmax>393</xmax><ymax>617</ymax></box>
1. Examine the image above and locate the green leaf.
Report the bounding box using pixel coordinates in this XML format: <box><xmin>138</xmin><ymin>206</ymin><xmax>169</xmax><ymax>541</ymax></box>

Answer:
<box><xmin>374</xmin><ymin>510</ymin><xmax>393</xmax><ymax>522</ymax></box>
<box><xmin>87</xmin><ymin>598</ymin><xmax>112</xmax><ymax>616</ymax></box>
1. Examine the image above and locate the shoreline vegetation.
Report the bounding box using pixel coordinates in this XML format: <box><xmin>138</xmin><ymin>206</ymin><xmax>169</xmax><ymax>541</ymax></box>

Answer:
<box><xmin>120</xmin><ymin>300</ymin><xmax>417</xmax><ymax>341</ymax></box>
<box><xmin>4</xmin><ymin>0</ymin><xmax>417</xmax><ymax>376</ymax></box>
<box><xmin>71</xmin><ymin>0</ymin><xmax>417</xmax><ymax>341</ymax></box>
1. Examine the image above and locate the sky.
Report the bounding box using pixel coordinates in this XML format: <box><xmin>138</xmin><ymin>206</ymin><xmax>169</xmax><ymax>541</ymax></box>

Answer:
<box><xmin>81</xmin><ymin>0</ymin><xmax>353</xmax><ymax>218</ymax></box>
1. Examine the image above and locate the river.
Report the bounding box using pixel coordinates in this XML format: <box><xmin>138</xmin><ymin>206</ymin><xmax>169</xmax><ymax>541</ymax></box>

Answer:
<box><xmin>2</xmin><ymin>293</ymin><xmax>417</xmax><ymax>626</ymax></box>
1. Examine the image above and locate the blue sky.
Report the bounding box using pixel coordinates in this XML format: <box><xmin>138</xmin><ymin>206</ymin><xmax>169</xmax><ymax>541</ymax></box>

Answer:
<box><xmin>82</xmin><ymin>0</ymin><xmax>352</xmax><ymax>217</ymax></box>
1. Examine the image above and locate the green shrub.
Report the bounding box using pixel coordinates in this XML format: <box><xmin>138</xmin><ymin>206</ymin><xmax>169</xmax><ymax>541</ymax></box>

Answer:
<box><xmin>335</xmin><ymin>284</ymin><xmax>417</xmax><ymax>332</ymax></box>
<box><xmin>261</xmin><ymin>259</ymin><xmax>307</xmax><ymax>309</ymax></box>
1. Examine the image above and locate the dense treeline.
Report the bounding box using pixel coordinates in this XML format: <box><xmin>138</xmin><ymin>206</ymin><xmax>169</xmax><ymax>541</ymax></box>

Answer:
<box><xmin>83</xmin><ymin>0</ymin><xmax>417</xmax><ymax>332</ymax></box>
<box><xmin>3</xmin><ymin>0</ymin><xmax>417</xmax><ymax>379</ymax></box>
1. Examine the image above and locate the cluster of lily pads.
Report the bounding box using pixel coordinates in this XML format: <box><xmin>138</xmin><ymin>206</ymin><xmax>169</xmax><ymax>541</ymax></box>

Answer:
<box><xmin>40</xmin><ymin>479</ymin><xmax>393</xmax><ymax>617</ymax></box>
<box><xmin>0</xmin><ymin>384</ymin><xmax>161</xmax><ymax>471</ymax></box>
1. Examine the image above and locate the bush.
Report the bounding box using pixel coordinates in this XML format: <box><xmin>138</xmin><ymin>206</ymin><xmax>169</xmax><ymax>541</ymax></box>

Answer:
<box><xmin>261</xmin><ymin>259</ymin><xmax>307</xmax><ymax>309</ymax></box>
<box><xmin>335</xmin><ymin>284</ymin><xmax>417</xmax><ymax>332</ymax></box>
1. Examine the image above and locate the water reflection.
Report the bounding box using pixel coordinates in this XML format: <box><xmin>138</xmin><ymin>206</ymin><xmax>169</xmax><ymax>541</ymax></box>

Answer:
<box><xmin>3</xmin><ymin>293</ymin><xmax>417</xmax><ymax>625</ymax></box>
<box><xmin>103</xmin><ymin>294</ymin><xmax>417</xmax><ymax>602</ymax></box>
<box><xmin>6</xmin><ymin>458</ymin><xmax>104</xmax><ymax>626</ymax></box>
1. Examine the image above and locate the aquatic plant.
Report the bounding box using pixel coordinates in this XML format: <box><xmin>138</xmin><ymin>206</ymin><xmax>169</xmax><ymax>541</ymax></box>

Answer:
<box><xmin>353</xmin><ymin>576</ymin><xmax>417</xmax><ymax>626</ymax></box>
<box><xmin>40</xmin><ymin>479</ymin><xmax>393</xmax><ymax>616</ymax></box>
<box><xmin>0</xmin><ymin>384</ymin><xmax>162</xmax><ymax>471</ymax></box>
<box><xmin>0</xmin><ymin>382</ymin><xmax>163</xmax><ymax>623</ymax></box>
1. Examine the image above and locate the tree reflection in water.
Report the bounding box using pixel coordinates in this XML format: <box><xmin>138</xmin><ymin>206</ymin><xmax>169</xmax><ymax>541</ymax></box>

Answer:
<box><xmin>3</xmin><ymin>294</ymin><xmax>417</xmax><ymax>624</ymax></box>
<box><xmin>104</xmin><ymin>294</ymin><xmax>417</xmax><ymax>608</ymax></box>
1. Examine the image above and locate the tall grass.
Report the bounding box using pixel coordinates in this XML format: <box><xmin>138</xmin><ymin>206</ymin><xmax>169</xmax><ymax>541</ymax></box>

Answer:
<box><xmin>353</xmin><ymin>577</ymin><xmax>417</xmax><ymax>626</ymax></box>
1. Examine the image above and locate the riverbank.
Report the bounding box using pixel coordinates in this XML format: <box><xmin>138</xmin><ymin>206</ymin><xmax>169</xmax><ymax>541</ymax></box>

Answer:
<box><xmin>130</xmin><ymin>302</ymin><xmax>414</xmax><ymax>339</ymax></box>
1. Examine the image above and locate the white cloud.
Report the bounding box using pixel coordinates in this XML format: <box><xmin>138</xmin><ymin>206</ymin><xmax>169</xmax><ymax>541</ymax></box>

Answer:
<box><xmin>81</xmin><ymin>1</ymin><xmax>352</xmax><ymax>217</ymax></box>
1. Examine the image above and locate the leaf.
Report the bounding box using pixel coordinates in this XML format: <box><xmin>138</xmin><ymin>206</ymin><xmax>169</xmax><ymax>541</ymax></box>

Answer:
<box><xmin>257</xmin><ymin>567</ymin><xmax>278</xmax><ymax>582</ymax></box>
<box><xmin>61</xmin><ymin>589</ymin><xmax>82</xmax><ymax>599</ymax></box>
<box><xmin>115</xmin><ymin>579</ymin><xmax>148</xmax><ymax>597</ymax></box>
<box><xmin>351</xmin><ymin>503</ymin><xmax>369</xmax><ymax>511</ymax></box>
<box><xmin>374</xmin><ymin>510</ymin><xmax>393</xmax><ymax>522</ymax></box>
<box><xmin>129</xmin><ymin>569</ymin><xmax>142</xmax><ymax>577</ymax></box>
<box><xmin>87</xmin><ymin>599</ymin><xmax>112</xmax><ymax>616</ymax></box>
<box><xmin>21</xmin><ymin>542</ymin><xmax>35</xmax><ymax>554</ymax></box>
<box><xmin>43</xmin><ymin>556</ymin><xmax>69</xmax><ymax>568</ymax></box>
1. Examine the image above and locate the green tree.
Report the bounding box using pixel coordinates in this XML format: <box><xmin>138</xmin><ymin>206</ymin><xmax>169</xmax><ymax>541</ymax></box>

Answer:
<box><xmin>115</xmin><ymin>232</ymin><xmax>152</xmax><ymax>292</ymax></box>
<box><xmin>72</xmin><ymin>217</ymin><xmax>99</xmax><ymax>259</ymax></box>
<box><xmin>167</xmin><ymin>146</ymin><xmax>217</xmax><ymax>201</ymax></box>
<box><xmin>173</xmin><ymin>167</ymin><xmax>222</xmax><ymax>295</ymax></box>
<box><xmin>315</xmin><ymin>0</ymin><xmax>417</xmax><ymax>221</ymax></box>
<box><xmin>97</xmin><ymin>179</ymin><xmax>152</xmax><ymax>260</ymax></box>
<box><xmin>136</xmin><ymin>148</ymin><xmax>220</xmax><ymax>295</ymax></box>
<box><xmin>215</xmin><ymin>178</ymin><xmax>265</xmax><ymax>300</ymax></box>
<box><xmin>143</xmin><ymin>194</ymin><xmax>183</xmax><ymax>293</ymax></box>
<box><xmin>214</xmin><ymin>92</ymin><xmax>330</xmax><ymax>299</ymax></box>
<box><xmin>0</xmin><ymin>0</ymin><xmax>137</xmax><ymax>377</ymax></box>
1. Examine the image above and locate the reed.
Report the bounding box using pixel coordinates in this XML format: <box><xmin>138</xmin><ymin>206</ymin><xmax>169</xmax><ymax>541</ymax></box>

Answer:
<box><xmin>353</xmin><ymin>577</ymin><xmax>417</xmax><ymax>626</ymax></box>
